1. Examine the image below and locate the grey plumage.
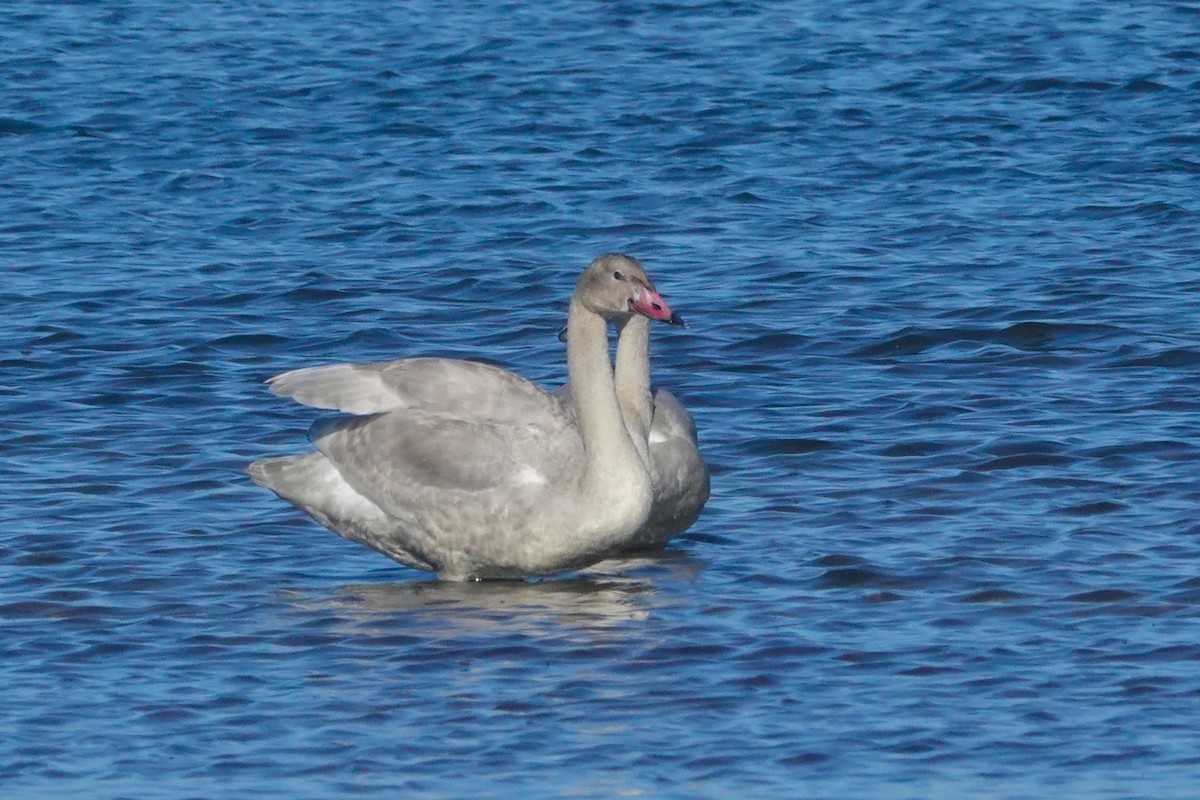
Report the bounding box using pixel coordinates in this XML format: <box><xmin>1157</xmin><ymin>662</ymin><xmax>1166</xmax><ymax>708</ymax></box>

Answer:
<box><xmin>248</xmin><ymin>254</ymin><xmax>683</xmax><ymax>580</ymax></box>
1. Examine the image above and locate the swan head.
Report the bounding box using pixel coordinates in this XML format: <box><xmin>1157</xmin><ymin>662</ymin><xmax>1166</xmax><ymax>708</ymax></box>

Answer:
<box><xmin>574</xmin><ymin>253</ymin><xmax>685</xmax><ymax>326</ymax></box>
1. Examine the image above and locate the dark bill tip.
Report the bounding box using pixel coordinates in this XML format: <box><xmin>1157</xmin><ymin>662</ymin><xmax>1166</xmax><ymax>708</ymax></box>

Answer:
<box><xmin>669</xmin><ymin>312</ymin><xmax>686</xmax><ymax>328</ymax></box>
<box><xmin>557</xmin><ymin>324</ymin><xmax>569</xmax><ymax>343</ymax></box>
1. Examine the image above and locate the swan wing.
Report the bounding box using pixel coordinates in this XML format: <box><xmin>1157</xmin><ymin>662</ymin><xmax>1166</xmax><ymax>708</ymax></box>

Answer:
<box><xmin>269</xmin><ymin>357</ymin><xmax>565</xmax><ymax>424</ymax></box>
<box><xmin>308</xmin><ymin>409</ymin><xmax>583</xmax><ymax>520</ymax></box>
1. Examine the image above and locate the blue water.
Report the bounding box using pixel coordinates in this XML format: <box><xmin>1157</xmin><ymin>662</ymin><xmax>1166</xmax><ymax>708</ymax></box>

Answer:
<box><xmin>4</xmin><ymin>1</ymin><xmax>1200</xmax><ymax>797</ymax></box>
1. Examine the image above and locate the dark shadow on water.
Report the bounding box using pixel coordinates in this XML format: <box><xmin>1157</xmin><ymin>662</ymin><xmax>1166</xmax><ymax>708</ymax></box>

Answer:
<box><xmin>295</xmin><ymin>547</ymin><xmax>705</xmax><ymax>635</ymax></box>
<box><xmin>580</xmin><ymin>545</ymin><xmax>706</xmax><ymax>580</ymax></box>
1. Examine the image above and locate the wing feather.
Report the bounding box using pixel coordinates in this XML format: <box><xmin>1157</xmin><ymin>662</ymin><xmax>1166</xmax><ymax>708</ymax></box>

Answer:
<box><xmin>268</xmin><ymin>363</ymin><xmax>399</xmax><ymax>415</ymax></box>
<box><xmin>269</xmin><ymin>357</ymin><xmax>563</xmax><ymax>424</ymax></box>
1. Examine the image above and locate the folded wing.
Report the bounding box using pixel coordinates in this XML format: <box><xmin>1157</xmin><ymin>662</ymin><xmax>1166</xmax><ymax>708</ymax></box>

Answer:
<box><xmin>310</xmin><ymin>409</ymin><xmax>582</xmax><ymax>518</ymax></box>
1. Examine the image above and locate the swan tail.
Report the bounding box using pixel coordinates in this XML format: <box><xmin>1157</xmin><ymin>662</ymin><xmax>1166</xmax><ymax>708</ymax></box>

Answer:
<box><xmin>247</xmin><ymin>452</ymin><xmax>323</xmax><ymax>501</ymax></box>
<box><xmin>246</xmin><ymin>453</ymin><xmax>435</xmax><ymax>572</ymax></box>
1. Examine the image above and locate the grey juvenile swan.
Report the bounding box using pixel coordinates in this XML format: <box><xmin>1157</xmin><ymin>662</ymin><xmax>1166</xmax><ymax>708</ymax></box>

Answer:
<box><xmin>556</xmin><ymin>254</ymin><xmax>709</xmax><ymax>549</ymax></box>
<box><xmin>247</xmin><ymin>255</ymin><xmax>681</xmax><ymax>580</ymax></box>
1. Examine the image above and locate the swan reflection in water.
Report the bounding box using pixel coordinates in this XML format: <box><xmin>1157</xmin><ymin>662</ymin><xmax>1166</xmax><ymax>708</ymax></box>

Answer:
<box><xmin>289</xmin><ymin>548</ymin><xmax>704</xmax><ymax>636</ymax></box>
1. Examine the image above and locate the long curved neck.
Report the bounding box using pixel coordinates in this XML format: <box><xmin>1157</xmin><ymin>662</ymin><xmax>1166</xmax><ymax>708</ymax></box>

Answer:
<box><xmin>614</xmin><ymin>315</ymin><xmax>653</xmax><ymax>461</ymax></box>
<box><xmin>566</xmin><ymin>298</ymin><xmax>640</xmax><ymax>480</ymax></box>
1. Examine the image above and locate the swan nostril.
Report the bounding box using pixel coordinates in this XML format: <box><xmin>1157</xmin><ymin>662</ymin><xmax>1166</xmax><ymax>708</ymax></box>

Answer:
<box><xmin>652</xmin><ymin>303</ymin><xmax>662</xmax><ymax>311</ymax></box>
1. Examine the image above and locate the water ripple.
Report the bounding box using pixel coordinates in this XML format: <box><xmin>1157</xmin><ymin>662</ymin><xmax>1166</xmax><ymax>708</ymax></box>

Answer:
<box><xmin>4</xmin><ymin>0</ymin><xmax>1200</xmax><ymax>797</ymax></box>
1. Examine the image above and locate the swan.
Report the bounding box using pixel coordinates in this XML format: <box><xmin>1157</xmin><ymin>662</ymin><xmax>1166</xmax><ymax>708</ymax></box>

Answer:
<box><xmin>555</xmin><ymin>255</ymin><xmax>709</xmax><ymax>549</ymax></box>
<box><xmin>613</xmin><ymin>317</ymin><xmax>710</xmax><ymax>548</ymax></box>
<box><xmin>247</xmin><ymin>255</ymin><xmax>681</xmax><ymax>580</ymax></box>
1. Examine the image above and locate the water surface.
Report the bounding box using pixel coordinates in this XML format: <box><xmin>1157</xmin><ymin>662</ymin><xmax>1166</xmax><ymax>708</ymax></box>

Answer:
<box><xmin>4</xmin><ymin>1</ymin><xmax>1200</xmax><ymax>797</ymax></box>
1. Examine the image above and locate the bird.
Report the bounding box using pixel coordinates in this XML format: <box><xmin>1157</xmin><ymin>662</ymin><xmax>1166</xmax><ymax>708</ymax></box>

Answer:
<box><xmin>248</xmin><ymin>254</ymin><xmax>684</xmax><ymax>580</ymax></box>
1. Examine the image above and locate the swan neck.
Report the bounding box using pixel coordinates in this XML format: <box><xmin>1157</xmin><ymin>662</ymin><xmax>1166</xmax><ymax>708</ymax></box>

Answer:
<box><xmin>614</xmin><ymin>314</ymin><xmax>653</xmax><ymax>448</ymax></box>
<box><xmin>566</xmin><ymin>299</ymin><xmax>638</xmax><ymax>473</ymax></box>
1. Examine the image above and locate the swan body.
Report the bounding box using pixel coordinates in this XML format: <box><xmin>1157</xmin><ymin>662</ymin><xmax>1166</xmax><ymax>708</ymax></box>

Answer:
<box><xmin>632</xmin><ymin>388</ymin><xmax>710</xmax><ymax>548</ymax></box>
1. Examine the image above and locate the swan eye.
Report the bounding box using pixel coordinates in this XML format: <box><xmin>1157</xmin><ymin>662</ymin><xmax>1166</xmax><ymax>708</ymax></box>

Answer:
<box><xmin>613</xmin><ymin>271</ymin><xmax>624</xmax><ymax>281</ymax></box>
